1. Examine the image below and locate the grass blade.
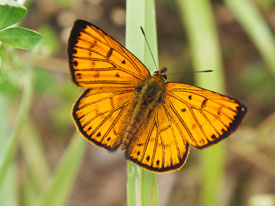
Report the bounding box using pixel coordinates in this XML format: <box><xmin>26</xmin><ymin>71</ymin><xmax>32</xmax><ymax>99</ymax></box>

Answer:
<box><xmin>177</xmin><ymin>0</ymin><xmax>225</xmax><ymax>206</ymax></box>
<box><xmin>126</xmin><ymin>0</ymin><xmax>159</xmax><ymax>205</ymax></box>
<box><xmin>225</xmin><ymin>0</ymin><xmax>275</xmax><ymax>79</ymax></box>
<box><xmin>20</xmin><ymin>119</ymin><xmax>51</xmax><ymax>191</ymax></box>
<box><xmin>35</xmin><ymin>132</ymin><xmax>86</xmax><ymax>206</ymax></box>
<box><xmin>0</xmin><ymin>164</ymin><xmax>18</xmax><ymax>206</ymax></box>
<box><xmin>0</xmin><ymin>68</ymin><xmax>33</xmax><ymax>189</ymax></box>
<box><xmin>0</xmin><ymin>95</ymin><xmax>18</xmax><ymax>206</ymax></box>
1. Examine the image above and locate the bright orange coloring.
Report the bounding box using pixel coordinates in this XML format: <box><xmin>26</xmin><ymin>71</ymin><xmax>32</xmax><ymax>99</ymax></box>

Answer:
<box><xmin>67</xmin><ymin>19</ymin><xmax>247</xmax><ymax>173</ymax></box>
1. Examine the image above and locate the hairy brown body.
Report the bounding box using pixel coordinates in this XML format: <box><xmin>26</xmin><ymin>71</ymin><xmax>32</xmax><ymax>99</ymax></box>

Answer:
<box><xmin>121</xmin><ymin>73</ymin><xmax>166</xmax><ymax>150</ymax></box>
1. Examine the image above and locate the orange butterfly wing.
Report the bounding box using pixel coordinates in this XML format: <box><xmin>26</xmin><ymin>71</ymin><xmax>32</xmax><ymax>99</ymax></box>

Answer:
<box><xmin>68</xmin><ymin>20</ymin><xmax>150</xmax><ymax>88</ymax></box>
<box><xmin>68</xmin><ymin>20</ymin><xmax>150</xmax><ymax>151</ymax></box>
<box><xmin>125</xmin><ymin>82</ymin><xmax>246</xmax><ymax>172</ymax></box>
<box><xmin>72</xmin><ymin>88</ymin><xmax>135</xmax><ymax>151</ymax></box>
<box><xmin>164</xmin><ymin>83</ymin><xmax>247</xmax><ymax>148</ymax></box>
<box><xmin>126</xmin><ymin>104</ymin><xmax>190</xmax><ymax>173</ymax></box>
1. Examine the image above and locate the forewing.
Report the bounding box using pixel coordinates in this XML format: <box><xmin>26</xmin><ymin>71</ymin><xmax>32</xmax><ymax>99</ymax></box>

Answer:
<box><xmin>126</xmin><ymin>104</ymin><xmax>190</xmax><ymax>173</ymax></box>
<box><xmin>68</xmin><ymin>19</ymin><xmax>150</xmax><ymax>88</ymax></box>
<box><xmin>165</xmin><ymin>83</ymin><xmax>247</xmax><ymax>148</ymax></box>
<box><xmin>73</xmin><ymin>88</ymin><xmax>136</xmax><ymax>151</ymax></box>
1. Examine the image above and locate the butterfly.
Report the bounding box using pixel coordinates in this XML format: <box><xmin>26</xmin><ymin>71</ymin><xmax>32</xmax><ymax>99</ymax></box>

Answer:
<box><xmin>67</xmin><ymin>19</ymin><xmax>247</xmax><ymax>173</ymax></box>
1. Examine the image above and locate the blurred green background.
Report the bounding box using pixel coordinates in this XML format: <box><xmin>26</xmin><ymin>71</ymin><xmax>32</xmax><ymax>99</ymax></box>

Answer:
<box><xmin>0</xmin><ymin>0</ymin><xmax>275</xmax><ymax>205</ymax></box>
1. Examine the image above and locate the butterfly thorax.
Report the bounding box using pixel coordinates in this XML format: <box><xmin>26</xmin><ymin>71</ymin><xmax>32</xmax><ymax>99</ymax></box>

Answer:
<box><xmin>121</xmin><ymin>72</ymin><xmax>166</xmax><ymax>150</ymax></box>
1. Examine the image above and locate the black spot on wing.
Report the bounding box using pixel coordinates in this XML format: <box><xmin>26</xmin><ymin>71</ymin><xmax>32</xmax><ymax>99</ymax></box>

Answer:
<box><xmin>125</xmin><ymin>143</ymin><xmax>190</xmax><ymax>173</ymax></box>
<box><xmin>107</xmin><ymin>48</ymin><xmax>113</xmax><ymax>58</ymax></box>
<box><xmin>73</xmin><ymin>61</ymin><xmax>78</xmax><ymax>66</ymax></box>
<box><xmin>196</xmin><ymin>103</ymin><xmax>247</xmax><ymax>149</ymax></box>
<box><xmin>68</xmin><ymin>20</ymin><xmax>89</xmax><ymax>86</ymax></box>
<box><xmin>201</xmin><ymin>98</ymin><xmax>208</xmax><ymax>108</ymax></box>
<box><xmin>94</xmin><ymin>72</ymin><xmax>100</xmax><ymax>77</ymax></box>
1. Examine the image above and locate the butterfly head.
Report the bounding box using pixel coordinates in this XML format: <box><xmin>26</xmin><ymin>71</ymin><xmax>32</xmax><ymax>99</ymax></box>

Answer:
<box><xmin>153</xmin><ymin>67</ymin><xmax>167</xmax><ymax>81</ymax></box>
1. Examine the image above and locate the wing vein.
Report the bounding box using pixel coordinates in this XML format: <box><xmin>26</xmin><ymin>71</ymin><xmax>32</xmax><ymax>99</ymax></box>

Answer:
<box><xmin>82</xmin><ymin>30</ymin><xmax>111</xmax><ymax>49</ymax></box>
<box><xmin>189</xmin><ymin>107</ymin><xmax>208</xmax><ymax>142</ymax></box>
<box><xmin>199</xmin><ymin>109</ymin><xmax>220</xmax><ymax>138</ymax></box>
<box><xmin>150</xmin><ymin>112</ymin><xmax>159</xmax><ymax>166</ymax></box>
<box><xmin>79</xmin><ymin>32</ymin><xmax>147</xmax><ymax>79</ymax></box>
<box><xmin>73</xmin><ymin>46</ymin><xmax>144</xmax><ymax>80</ymax></box>
<box><xmin>141</xmin><ymin>120</ymin><xmax>156</xmax><ymax>163</ymax></box>
<box><xmin>168</xmin><ymin>89</ymin><xmax>237</xmax><ymax>112</ymax></box>
<box><xmin>161</xmin><ymin>104</ymin><xmax>181</xmax><ymax>159</ymax></box>
<box><xmin>166</xmin><ymin>96</ymin><xmax>197</xmax><ymax>145</ymax></box>
<box><xmin>100</xmin><ymin>98</ymin><xmax>135</xmax><ymax>142</ymax></box>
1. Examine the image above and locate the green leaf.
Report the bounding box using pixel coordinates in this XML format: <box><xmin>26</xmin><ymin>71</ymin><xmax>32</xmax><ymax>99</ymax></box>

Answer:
<box><xmin>0</xmin><ymin>1</ymin><xmax>27</xmax><ymax>30</ymax></box>
<box><xmin>0</xmin><ymin>27</ymin><xmax>42</xmax><ymax>50</ymax></box>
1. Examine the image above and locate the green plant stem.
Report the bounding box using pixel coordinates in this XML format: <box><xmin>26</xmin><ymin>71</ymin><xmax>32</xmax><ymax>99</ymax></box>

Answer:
<box><xmin>177</xmin><ymin>0</ymin><xmax>225</xmax><ymax>206</ymax></box>
<box><xmin>126</xmin><ymin>0</ymin><xmax>158</xmax><ymax>206</ymax></box>
<box><xmin>0</xmin><ymin>92</ymin><xmax>18</xmax><ymax>206</ymax></box>
<box><xmin>225</xmin><ymin>0</ymin><xmax>275</xmax><ymax>79</ymax></box>
<box><xmin>35</xmin><ymin>132</ymin><xmax>86</xmax><ymax>206</ymax></box>
<box><xmin>0</xmin><ymin>68</ymin><xmax>33</xmax><ymax>189</ymax></box>
<box><xmin>21</xmin><ymin>119</ymin><xmax>51</xmax><ymax>191</ymax></box>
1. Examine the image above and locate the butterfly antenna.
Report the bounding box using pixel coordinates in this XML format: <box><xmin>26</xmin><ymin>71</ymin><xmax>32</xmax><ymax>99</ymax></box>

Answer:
<box><xmin>140</xmin><ymin>27</ymin><xmax>158</xmax><ymax>71</ymax></box>
<box><xmin>167</xmin><ymin>69</ymin><xmax>213</xmax><ymax>75</ymax></box>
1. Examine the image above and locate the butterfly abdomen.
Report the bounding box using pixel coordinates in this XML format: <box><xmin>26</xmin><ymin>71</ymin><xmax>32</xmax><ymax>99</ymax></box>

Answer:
<box><xmin>121</xmin><ymin>75</ymin><xmax>166</xmax><ymax>150</ymax></box>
